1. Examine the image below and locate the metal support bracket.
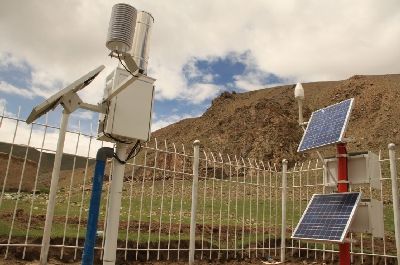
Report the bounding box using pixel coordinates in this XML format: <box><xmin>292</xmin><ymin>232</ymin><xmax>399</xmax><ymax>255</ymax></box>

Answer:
<box><xmin>60</xmin><ymin>92</ymin><xmax>81</xmax><ymax>114</ymax></box>
<box><xmin>337</xmin><ymin>180</ymin><xmax>350</xmax><ymax>184</ymax></box>
<box><xmin>108</xmin><ymin>51</ymin><xmax>139</xmax><ymax>73</ymax></box>
<box><xmin>342</xmin><ymin>137</ymin><xmax>356</xmax><ymax>143</ymax></box>
<box><xmin>78</xmin><ymin>102</ymin><xmax>107</xmax><ymax>114</ymax></box>
<box><xmin>102</xmin><ymin>75</ymin><xmax>140</xmax><ymax>103</ymax></box>
<box><xmin>60</xmin><ymin>91</ymin><xmax>107</xmax><ymax>114</ymax></box>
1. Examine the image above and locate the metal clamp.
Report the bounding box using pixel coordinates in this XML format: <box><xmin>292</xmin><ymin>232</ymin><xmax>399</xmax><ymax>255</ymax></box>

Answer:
<box><xmin>337</xmin><ymin>180</ymin><xmax>349</xmax><ymax>184</ymax></box>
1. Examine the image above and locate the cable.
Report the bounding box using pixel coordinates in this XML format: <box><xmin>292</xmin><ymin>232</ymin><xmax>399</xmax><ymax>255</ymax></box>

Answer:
<box><xmin>117</xmin><ymin>53</ymin><xmax>135</xmax><ymax>77</ymax></box>
<box><xmin>113</xmin><ymin>140</ymin><xmax>142</xmax><ymax>164</ymax></box>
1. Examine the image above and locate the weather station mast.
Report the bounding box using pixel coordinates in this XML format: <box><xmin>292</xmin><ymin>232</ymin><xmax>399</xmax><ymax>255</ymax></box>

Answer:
<box><xmin>99</xmin><ymin>4</ymin><xmax>155</xmax><ymax>265</ymax></box>
<box><xmin>26</xmin><ymin>3</ymin><xmax>155</xmax><ymax>265</ymax></box>
<box><xmin>291</xmin><ymin>84</ymin><xmax>384</xmax><ymax>265</ymax></box>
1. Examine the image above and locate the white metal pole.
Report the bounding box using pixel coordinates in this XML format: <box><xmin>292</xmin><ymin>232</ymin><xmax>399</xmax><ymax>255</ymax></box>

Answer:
<box><xmin>388</xmin><ymin>143</ymin><xmax>400</xmax><ymax>263</ymax></box>
<box><xmin>103</xmin><ymin>142</ymin><xmax>128</xmax><ymax>265</ymax></box>
<box><xmin>297</xmin><ymin>99</ymin><xmax>304</xmax><ymax>126</ymax></box>
<box><xmin>189</xmin><ymin>140</ymin><xmax>200</xmax><ymax>265</ymax></box>
<box><xmin>281</xmin><ymin>159</ymin><xmax>288</xmax><ymax>263</ymax></box>
<box><xmin>40</xmin><ymin>110</ymin><xmax>70</xmax><ymax>265</ymax></box>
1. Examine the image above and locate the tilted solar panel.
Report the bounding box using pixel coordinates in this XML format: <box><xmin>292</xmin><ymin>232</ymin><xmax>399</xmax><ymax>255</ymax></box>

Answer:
<box><xmin>292</xmin><ymin>192</ymin><xmax>361</xmax><ymax>243</ymax></box>
<box><xmin>298</xmin><ymin>98</ymin><xmax>354</xmax><ymax>152</ymax></box>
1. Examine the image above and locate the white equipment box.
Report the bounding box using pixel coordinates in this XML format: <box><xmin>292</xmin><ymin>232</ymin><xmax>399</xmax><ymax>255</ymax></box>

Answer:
<box><xmin>98</xmin><ymin>67</ymin><xmax>155</xmax><ymax>143</ymax></box>
<box><xmin>349</xmin><ymin>198</ymin><xmax>384</xmax><ymax>238</ymax></box>
<box><xmin>323</xmin><ymin>151</ymin><xmax>381</xmax><ymax>190</ymax></box>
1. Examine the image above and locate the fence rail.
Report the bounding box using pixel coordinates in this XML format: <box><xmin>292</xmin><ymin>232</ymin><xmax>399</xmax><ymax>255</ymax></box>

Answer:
<box><xmin>0</xmin><ymin>113</ymin><xmax>399</xmax><ymax>264</ymax></box>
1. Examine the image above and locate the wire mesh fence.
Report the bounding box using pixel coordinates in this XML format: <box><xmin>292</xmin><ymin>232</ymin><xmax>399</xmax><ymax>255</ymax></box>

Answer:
<box><xmin>0</xmin><ymin>112</ymin><xmax>399</xmax><ymax>264</ymax></box>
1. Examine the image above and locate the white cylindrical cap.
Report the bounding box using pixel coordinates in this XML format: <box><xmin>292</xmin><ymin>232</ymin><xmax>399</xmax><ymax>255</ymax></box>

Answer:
<box><xmin>294</xmin><ymin>82</ymin><xmax>305</xmax><ymax>100</ymax></box>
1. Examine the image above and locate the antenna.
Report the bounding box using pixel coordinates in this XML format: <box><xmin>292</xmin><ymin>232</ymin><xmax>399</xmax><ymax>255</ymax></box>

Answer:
<box><xmin>294</xmin><ymin>82</ymin><xmax>305</xmax><ymax>126</ymax></box>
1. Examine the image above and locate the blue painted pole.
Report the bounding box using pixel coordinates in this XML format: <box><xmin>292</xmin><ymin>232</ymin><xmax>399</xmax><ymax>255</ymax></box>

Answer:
<box><xmin>82</xmin><ymin>147</ymin><xmax>114</xmax><ymax>265</ymax></box>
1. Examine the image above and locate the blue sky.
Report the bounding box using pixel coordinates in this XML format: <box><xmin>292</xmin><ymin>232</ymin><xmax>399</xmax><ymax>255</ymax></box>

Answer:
<box><xmin>0</xmin><ymin>50</ymin><xmax>291</xmax><ymax>134</ymax></box>
<box><xmin>0</xmin><ymin>0</ymin><xmax>399</xmax><ymax>154</ymax></box>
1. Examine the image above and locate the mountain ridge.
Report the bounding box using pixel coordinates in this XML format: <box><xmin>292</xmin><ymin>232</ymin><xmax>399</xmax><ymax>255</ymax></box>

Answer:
<box><xmin>153</xmin><ymin>74</ymin><xmax>400</xmax><ymax>164</ymax></box>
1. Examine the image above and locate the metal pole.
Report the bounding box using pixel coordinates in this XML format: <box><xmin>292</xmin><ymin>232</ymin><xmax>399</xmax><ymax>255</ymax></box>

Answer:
<box><xmin>297</xmin><ymin>99</ymin><xmax>304</xmax><ymax>126</ymax></box>
<box><xmin>103</xmin><ymin>142</ymin><xmax>128</xmax><ymax>265</ymax></box>
<box><xmin>388</xmin><ymin>143</ymin><xmax>400</xmax><ymax>263</ymax></box>
<box><xmin>189</xmin><ymin>140</ymin><xmax>200</xmax><ymax>265</ymax></box>
<box><xmin>82</xmin><ymin>147</ymin><xmax>114</xmax><ymax>265</ymax></box>
<box><xmin>40</xmin><ymin>110</ymin><xmax>70</xmax><ymax>265</ymax></box>
<box><xmin>281</xmin><ymin>159</ymin><xmax>288</xmax><ymax>263</ymax></box>
<box><xmin>337</xmin><ymin>143</ymin><xmax>350</xmax><ymax>265</ymax></box>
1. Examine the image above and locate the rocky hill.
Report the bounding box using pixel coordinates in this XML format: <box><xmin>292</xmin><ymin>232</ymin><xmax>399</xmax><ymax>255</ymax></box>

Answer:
<box><xmin>153</xmin><ymin>74</ymin><xmax>400</xmax><ymax>164</ymax></box>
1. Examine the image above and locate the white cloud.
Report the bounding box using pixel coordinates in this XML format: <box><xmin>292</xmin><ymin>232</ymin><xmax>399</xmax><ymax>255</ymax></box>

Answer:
<box><xmin>0</xmin><ymin>81</ymin><xmax>35</xmax><ymax>99</ymax></box>
<box><xmin>0</xmin><ymin>98</ymin><xmax>14</xmax><ymax>118</ymax></box>
<box><xmin>0</xmin><ymin>113</ymin><xmax>112</xmax><ymax>157</ymax></box>
<box><xmin>71</xmin><ymin>110</ymin><xmax>95</xmax><ymax>121</ymax></box>
<box><xmin>182</xmin><ymin>83</ymin><xmax>222</xmax><ymax>103</ymax></box>
<box><xmin>0</xmin><ymin>53</ymin><xmax>27</xmax><ymax>69</ymax></box>
<box><xmin>0</xmin><ymin>0</ymin><xmax>399</xmax><ymax>105</ymax></box>
<box><xmin>152</xmin><ymin>113</ymin><xmax>198</xmax><ymax>131</ymax></box>
<box><xmin>0</xmin><ymin>98</ymin><xmax>5</xmax><ymax>110</ymax></box>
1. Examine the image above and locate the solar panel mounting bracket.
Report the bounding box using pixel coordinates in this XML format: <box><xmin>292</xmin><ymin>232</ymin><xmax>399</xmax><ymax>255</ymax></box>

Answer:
<box><xmin>342</xmin><ymin>137</ymin><xmax>356</xmax><ymax>143</ymax></box>
<box><xmin>337</xmin><ymin>180</ymin><xmax>349</xmax><ymax>184</ymax></box>
<box><xmin>300</xmin><ymin>121</ymin><xmax>309</xmax><ymax>126</ymax></box>
<box><xmin>78</xmin><ymin>102</ymin><xmax>107</xmax><ymax>114</ymax></box>
<box><xmin>343</xmin><ymin>238</ymin><xmax>357</xmax><ymax>243</ymax></box>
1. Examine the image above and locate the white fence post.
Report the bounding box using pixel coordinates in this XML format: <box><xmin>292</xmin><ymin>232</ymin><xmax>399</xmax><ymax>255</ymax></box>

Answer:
<box><xmin>189</xmin><ymin>140</ymin><xmax>200</xmax><ymax>265</ymax></box>
<box><xmin>40</xmin><ymin>110</ymin><xmax>70</xmax><ymax>265</ymax></box>
<box><xmin>281</xmin><ymin>159</ymin><xmax>288</xmax><ymax>263</ymax></box>
<box><xmin>388</xmin><ymin>143</ymin><xmax>400</xmax><ymax>263</ymax></box>
<box><xmin>103</xmin><ymin>143</ymin><xmax>128</xmax><ymax>265</ymax></box>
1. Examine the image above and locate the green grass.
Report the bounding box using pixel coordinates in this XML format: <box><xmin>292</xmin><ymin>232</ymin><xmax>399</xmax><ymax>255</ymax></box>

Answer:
<box><xmin>0</xmin><ymin>178</ymin><xmax>396</xmax><ymax>251</ymax></box>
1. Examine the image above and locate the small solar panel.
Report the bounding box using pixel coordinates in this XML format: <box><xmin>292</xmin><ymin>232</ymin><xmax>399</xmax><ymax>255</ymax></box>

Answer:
<box><xmin>298</xmin><ymin>98</ymin><xmax>354</xmax><ymax>152</ymax></box>
<box><xmin>292</xmin><ymin>192</ymin><xmax>361</xmax><ymax>243</ymax></box>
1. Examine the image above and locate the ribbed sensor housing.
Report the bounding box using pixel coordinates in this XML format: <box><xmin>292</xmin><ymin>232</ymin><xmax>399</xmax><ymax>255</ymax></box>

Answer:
<box><xmin>106</xmin><ymin>3</ymin><xmax>137</xmax><ymax>53</ymax></box>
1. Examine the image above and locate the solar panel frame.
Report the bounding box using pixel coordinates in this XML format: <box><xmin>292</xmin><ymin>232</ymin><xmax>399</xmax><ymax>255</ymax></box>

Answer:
<box><xmin>26</xmin><ymin>65</ymin><xmax>105</xmax><ymax>124</ymax></box>
<box><xmin>297</xmin><ymin>98</ymin><xmax>354</xmax><ymax>152</ymax></box>
<box><xmin>291</xmin><ymin>192</ymin><xmax>361</xmax><ymax>243</ymax></box>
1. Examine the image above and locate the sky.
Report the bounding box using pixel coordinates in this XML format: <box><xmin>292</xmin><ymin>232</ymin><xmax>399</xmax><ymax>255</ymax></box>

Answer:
<box><xmin>0</xmin><ymin>0</ymin><xmax>399</xmax><ymax>156</ymax></box>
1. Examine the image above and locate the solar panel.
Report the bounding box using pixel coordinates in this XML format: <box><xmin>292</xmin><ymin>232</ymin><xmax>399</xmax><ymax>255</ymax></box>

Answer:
<box><xmin>26</xmin><ymin>65</ymin><xmax>105</xmax><ymax>124</ymax></box>
<box><xmin>292</xmin><ymin>192</ymin><xmax>361</xmax><ymax>243</ymax></box>
<box><xmin>298</xmin><ymin>98</ymin><xmax>354</xmax><ymax>152</ymax></box>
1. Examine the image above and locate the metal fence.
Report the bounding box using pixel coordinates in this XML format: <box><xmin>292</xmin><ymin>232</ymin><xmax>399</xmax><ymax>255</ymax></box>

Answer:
<box><xmin>0</xmin><ymin>113</ymin><xmax>399</xmax><ymax>264</ymax></box>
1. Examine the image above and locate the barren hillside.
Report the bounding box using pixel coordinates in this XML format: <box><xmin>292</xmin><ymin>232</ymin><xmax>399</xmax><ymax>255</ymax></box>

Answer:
<box><xmin>153</xmin><ymin>74</ymin><xmax>400</xmax><ymax>164</ymax></box>
<box><xmin>1</xmin><ymin>74</ymin><xmax>399</xmax><ymax>191</ymax></box>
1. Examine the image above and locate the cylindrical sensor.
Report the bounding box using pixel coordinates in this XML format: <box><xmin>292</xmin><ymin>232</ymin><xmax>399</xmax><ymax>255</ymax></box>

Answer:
<box><xmin>130</xmin><ymin>11</ymin><xmax>154</xmax><ymax>74</ymax></box>
<box><xmin>106</xmin><ymin>3</ymin><xmax>137</xmax><ymax>53</ymax></box>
